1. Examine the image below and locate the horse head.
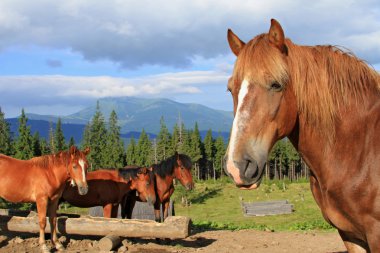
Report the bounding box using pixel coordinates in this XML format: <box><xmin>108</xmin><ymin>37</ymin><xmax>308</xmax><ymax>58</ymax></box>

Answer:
<box><xmin>224</xmin><ymin>19</ymin><xmax>298</xmax><ymax>189</ymax></box>
<box><xmin>131</xmin><ymin>167</ymin><xmax>156</xmax><ymax>205</ymax></box>
<box><xmin>68</xmin><ymin>146</ymin><xmax>90</xmax><ymax>195</ymax></box>
<box><xmin>174</xmin><ymin>152</ymin><xmax>194</xmax><ymax>190</ymax></box>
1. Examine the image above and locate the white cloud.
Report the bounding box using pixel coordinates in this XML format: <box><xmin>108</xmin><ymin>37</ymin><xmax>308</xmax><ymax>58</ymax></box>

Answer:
<box><xmin>0</xmin><ymin>70</ymin><xmax>229</xmax><ymax>116</ymax></box>
<box><xmin>0</xmin><ymin>0</ymin><xmax>378</xmax><ymax>68</ymax></box>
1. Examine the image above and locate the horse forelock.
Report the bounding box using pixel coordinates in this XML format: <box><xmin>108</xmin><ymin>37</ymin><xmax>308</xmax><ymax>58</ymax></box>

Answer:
<box><xmin>118</xmin><ymin>167</ymin><xmax>139</xmax><ymax>181</ymax></box>
<box><xmin>178</xmin><ymin>154</ymin><xmax>192</xmax><ymax>171</ymax></box>
<box><xmin>233</xmin><ymin>33</ymin><xmax>380</xmax><ymax>140</ymax></box>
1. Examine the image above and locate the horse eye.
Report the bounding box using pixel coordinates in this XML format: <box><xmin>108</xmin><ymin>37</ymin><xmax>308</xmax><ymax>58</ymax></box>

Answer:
<box><xmin>73</xmin><ymin>165</ymin><xmax>78</xmax><ymax>170</ymax></box>
<box><xmin>270</xmin><ymin>82</ymin><xmax>283</xmax><ymax>91</ymax></box>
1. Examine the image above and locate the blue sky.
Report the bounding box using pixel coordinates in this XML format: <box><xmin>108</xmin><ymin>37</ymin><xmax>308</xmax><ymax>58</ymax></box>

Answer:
<box><xmin>0</xmin><ymin>0</ymin><xmax>379</xmax><ymax>118</ymax></box>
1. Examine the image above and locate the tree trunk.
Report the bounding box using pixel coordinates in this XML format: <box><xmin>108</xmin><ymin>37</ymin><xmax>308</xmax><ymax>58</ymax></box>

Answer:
<box><xmin>0</xmin><ymin>215</ymin><xmax>190</xmax><ymax>239</ymax></box>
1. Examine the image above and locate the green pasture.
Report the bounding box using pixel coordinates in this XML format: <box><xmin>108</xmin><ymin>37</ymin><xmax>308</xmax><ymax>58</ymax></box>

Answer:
<box><xmin>171</xmin><ymin>178</ymin><xmax>333</xmax><ymax>232</ymax></box>
<box><xmin>3</xmin><ymin>178</ymin><xmax>334</xmax><ymax>232</ymax></box>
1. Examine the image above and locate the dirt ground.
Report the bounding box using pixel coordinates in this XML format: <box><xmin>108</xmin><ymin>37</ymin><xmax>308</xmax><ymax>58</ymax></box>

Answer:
<box><xmin>0</xmin><ymin>229</ymin><xmax>347</xmax><ymax>253</ymax></box>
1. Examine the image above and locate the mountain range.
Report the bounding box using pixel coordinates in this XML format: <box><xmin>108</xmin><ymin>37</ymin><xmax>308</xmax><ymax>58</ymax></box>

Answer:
<box><xmin>7</xmin><ymin>97</ymin><xmax>233</xmax><ymax>143</ymax></box>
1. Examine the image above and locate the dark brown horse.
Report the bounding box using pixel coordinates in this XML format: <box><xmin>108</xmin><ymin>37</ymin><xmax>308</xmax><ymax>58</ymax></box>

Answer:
<box><xmin>224</xmin><ymin>19</ymin><xmax>380</xmax><ymax>252</ymax></box>
<box><xmin>0</xmin><ymin>146</ymin><xmax>90</xmax><ymax>252</ymax></box>
<box><xmin>61</xmin><ymin>167</ymin><xmax>156</xmax><ymax>218</ymax></box>
<box><xmin>123</xmin><ymin>152</ymin><xmax>194</xmax><ymax>222</ymax></box>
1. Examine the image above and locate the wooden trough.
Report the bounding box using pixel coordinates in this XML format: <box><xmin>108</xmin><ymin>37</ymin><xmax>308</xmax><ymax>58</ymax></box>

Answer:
<box><xmin>241</xmin><ymin>200</ymin><xmax>294</xmax><ymax>216</ymax></box>
<box><xmin>0</xmin><ymin>212</ymin><xmax>190</xmax><ymax>239</ymax></box>
<box><xmin>89</xmin><ymin>201</ymin><xmax>174</xmax><ymax>221</ymax></box>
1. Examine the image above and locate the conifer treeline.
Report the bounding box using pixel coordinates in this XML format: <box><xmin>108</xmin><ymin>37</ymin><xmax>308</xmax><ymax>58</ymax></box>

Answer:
<box><xmin>0</xmin><ymin>106</ymin><xmax>309</xmax><ymax>181</ymax></box>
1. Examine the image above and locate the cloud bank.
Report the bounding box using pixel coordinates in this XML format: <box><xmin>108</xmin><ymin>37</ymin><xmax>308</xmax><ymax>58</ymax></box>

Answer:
<box><xmin>0</xmin><ymin>0</ymin><xmax>379</xmax><ymax>68</ymax></box>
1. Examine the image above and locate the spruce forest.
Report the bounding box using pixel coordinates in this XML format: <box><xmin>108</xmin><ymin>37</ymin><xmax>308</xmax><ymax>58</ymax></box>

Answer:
<box><xmin>0</xmin><ymin>105</ymin><xmax>310</xmax><ymax>181</ymax></box>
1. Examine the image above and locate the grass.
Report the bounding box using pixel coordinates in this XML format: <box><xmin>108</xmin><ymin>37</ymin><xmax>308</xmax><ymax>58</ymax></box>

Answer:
<box><xmin>171</xmin><ymin>177</ymin><xmax>334</xmax><ymax>232</ymax></box>
<box><xmin>52</xmin><ymin>177</ymin><xmax>334</xmax><ymax>232</ymax></box>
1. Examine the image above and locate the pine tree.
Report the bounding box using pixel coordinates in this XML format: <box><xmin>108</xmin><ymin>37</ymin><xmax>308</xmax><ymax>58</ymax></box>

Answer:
<box><xmin>156</xmin><ymin>117</ymin><xmax>172</xmax><ymax>161</ymax></box>
<box><xmin>203</xmin><ymin>129</ymin><xmax>215</xmax><ymax>179</ymax></box>
<box><xmin>14</xmin><ymin>109</ymin><xmax>34</xmax><ymax>159</ymax></box>
<box><xmin>55</xmin><ymin>118</ymin><xmax>67</xmax><ymax>152</ymax></box>
<box><xmin>126</xmin><ymin>137</ymin><xmax>137</xmax><ymax>165</ymax></box>
<box><xmin>203</xmin><ymin>129</ymin><xmax>214</xmax><ymax>161</ymax></box>
<box><xmin>214</xmin><ymin>134</ymin><xmax>226</xmax><ymax>177</ymax></box>
<box><xmin>40</xmin><ymin>138</ymin><xmax>51</xmax><ymax>155</ymax></box>
<box><xmin>0</xmin><ymin>107</ymin><xmax>12</xmax><ymax>155</ymax></box>
<box><xmin>68</xmin><ymin>137</ymin><xmax>75</xmax><ymax>148</ymax></box>
<box><xmin>135</xmin><ymin>129</ymin><xmax>152</xmax><ymax>166</ymax></box>
<box><xmin>87</xmin><ymin>102</ymin><xmax>108</xmax><ymax>170</ymax></box>
<box><xmin>190</xmin><ymin>122</ymin><xmax>203</xmax><ymax>162</ymax></box>
<box><xmin>81</xmin><ymin>123</ymin><xmax>91</xmax><ymax>150</ymax></box>
<box><xmin>48</xmin><ymin>121</ymin><xmax>56</xmax><ymax>154</ymax></box>
<box><xmin>32</xmin><ymin>132</ymin><xmax>42</xmax><ymax>156</ymax></box>
<box><xmin>171</xmin><ymin>123</ymin><xmax>180</xmax><ymax>152</ymax></box>
<box><xmin>104</xmin><ymin>110</ymin><xmax>125</xmax><ymax>168</ymax></box>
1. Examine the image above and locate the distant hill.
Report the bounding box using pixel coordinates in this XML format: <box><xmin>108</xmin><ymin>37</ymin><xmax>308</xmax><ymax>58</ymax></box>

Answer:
<box><xmin>7</xmin><ymin>97</ymin><xmax>232</xmax><ymax>143</ymax></box>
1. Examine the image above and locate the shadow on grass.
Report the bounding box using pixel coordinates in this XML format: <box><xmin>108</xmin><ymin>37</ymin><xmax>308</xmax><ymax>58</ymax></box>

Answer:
<box><xmin>190</xmin><ymin>186</ymin><xmax>223</xmax><ymax>204</ymax></box>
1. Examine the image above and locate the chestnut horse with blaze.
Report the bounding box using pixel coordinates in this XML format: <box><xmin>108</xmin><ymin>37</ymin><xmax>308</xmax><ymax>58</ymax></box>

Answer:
<box><xmin>61</xmin><ymin>167</ymin><xmax>156</xmax><ymax>218</ymax></box>
<box><xmin>123</xmin><ymin>152</ymin><xmax>193</xmax><ymax>222</ymax></box>
<box><xmin>0</xmin><ymin>146</ymin><xmax>90</xmax><ymax>252</ymax></box>
<box><xmin>224</xmin><ymin>19</ymin><xmax>380</xmax><ymax>252</ymax></box>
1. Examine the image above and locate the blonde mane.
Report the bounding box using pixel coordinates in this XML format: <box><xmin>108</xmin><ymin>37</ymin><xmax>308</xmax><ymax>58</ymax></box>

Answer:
<box><xmin>234</xmin><ymin>34</ymin><xmax>380</xmax><ymax>138</ymax></box>
<box><xmin>31</xmin><ymin>150</ymin><xmax>72</xmax><ymax>169</ymax></box>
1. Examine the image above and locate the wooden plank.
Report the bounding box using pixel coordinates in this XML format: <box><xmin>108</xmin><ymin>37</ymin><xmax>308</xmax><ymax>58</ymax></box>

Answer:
<box><xmin>89</xmin><ymin>200</ymin><xmax>174</xmax><ymax>221</ymax></box>
<box><xmin>242</xmin><ymin>200</ymin><xmax>293</xmax><ymax>216</ymax></box>
<box><xmin>0</xmin><ymin>209</ymin><xmax>80</xmax><ymax>218</ymax></box>
<box><xmin>242</xmin><ymin>200</ymin><xmax>288</xmax><ymax>207</ymax></box>
<box><xmin>0</xmin><ymin>215</ymin><xmax>190</xmax><ymax>239</ymax></box>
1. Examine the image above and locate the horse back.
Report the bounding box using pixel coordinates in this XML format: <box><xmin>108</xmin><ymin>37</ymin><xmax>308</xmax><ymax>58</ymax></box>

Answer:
<box><xmin>0</xmin><ymin>155</ymin><xmax>58</xmax><ymax>202</ymax></box>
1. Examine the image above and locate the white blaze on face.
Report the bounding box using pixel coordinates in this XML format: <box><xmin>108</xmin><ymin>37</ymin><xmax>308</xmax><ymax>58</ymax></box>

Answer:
<box><xmin>227</xmin><ymin>79</ymin><xmax>250</xmax><ymax>181</ymax></box>
<box><xmin>79</xmin><ymin>159</ymin><xmax>86</xmax><ymax>183</ymax></box>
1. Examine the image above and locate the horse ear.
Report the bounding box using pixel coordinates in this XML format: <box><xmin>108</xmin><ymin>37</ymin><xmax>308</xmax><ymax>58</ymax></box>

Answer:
<box><xmin>83</xmin><ymin>147</ymin><xmax>90</xmax><ymax>156</ymax></box>
<box><xmin>138</xmin><ymin>167</ymin><xmax>147</xmax><ymax>174</ymax></box>
<box><xmin>268</xmin><ymin>19</ymin><xmax>288</xmax><ymax>55</ymax></box>
<box><xmin>69</xmin><ymin>145</ymin><xmax>77</xmax><ymax>155</ymax></box>
<box><xmin>147</xmin><ymin>167</ymin><xmax>153</xmax><ymax>172</ymax></box>
<box><xmin>227</xmin><ymin>29</ymin><xmax>245</xmax><ymax>56</ymax></box>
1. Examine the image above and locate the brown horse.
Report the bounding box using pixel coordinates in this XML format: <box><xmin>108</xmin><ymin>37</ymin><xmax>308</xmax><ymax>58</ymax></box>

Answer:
<box><xmin>123</xmin><ymin>152</ymin><xmax>193</xmax><ymax>222</ymax></box>
<box><xmin>224</xmin><ymin>19</ymin><xmax>380</xmax><ymax>252</ymax></box>
<box><xmin>0</xmin><ymin>146</ymin><xmax>90</xmax><ymax>252</ymax></box>
<box><xmin>61</xmin><ymin>167</ymin><xmax>156</xmax><ymax>218</ymax></box>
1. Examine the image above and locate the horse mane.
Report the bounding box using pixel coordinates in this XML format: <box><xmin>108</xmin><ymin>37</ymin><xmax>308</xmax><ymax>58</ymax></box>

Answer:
<box><xmin>31</xmin><ymin>149</ymin><xmax>74</xmax><ymax>169</ymax></box>
<box><xmin>235</xmin><ymin>33</ymin><xmax>380</xmax><ymax>138</ymax></box>
<box><xmin>153</xmin><ymin>153</ymin><xmax>192</xmax><ymax>178</ymax></box>
<box><xmin>118</xmin><ymin>167</ymin><xmax>142</xmax><ymax>180</ymax></box>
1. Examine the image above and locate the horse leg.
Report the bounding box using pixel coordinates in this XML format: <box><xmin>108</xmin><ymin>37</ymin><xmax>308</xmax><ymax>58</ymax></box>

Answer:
<box><xmin>162</xmin><ymin>199</ymin><xmax>170</xmax><ymax>221</ymax></box>
<box><xmin>367</xmin><ymin>226</ymin><xmax>380</xmax><ymax>253</ymax></box>
<box><xmin>154</xmin><ymin>201</ymin><xmax>161</xmax><ymax>222</ymax></box>
<box><xmin>103</xmin><ymin>204</ymin><xmax>112</xmax><ymax>218</ymax></box>
<box><xmin>123</xmin><ymin>195</ymin><xmax>136</xmax><ymax>219</ymax></box>
<box><xmin>48</xmin><ymin>199</ymin><xmax>64</xmax><ymax>251</ymax></box>
<box><xmin>338</xmin><ymin>230</ymin><xmax>369</xmax><ymax>253</ymax></box>
<box><xmin>36</xmin><ymin>197</ymin><xmax>50</xmax><ymax>253</ymax></box>
<box><xmin>111</xmin><ymin>204</ymin><xmax>119</xmax><ymax>218</ymax></box>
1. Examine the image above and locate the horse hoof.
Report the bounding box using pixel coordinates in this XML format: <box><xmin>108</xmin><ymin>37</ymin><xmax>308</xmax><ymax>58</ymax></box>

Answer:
<box><xmin>55</xmin><ymin>242</ymin><xmax>65</xmax><ymax>251</ymax></box>
<box><xmin>40</xmin><ymin>244</ymin><xmax>50</xmax><ymax>253</ymax></box>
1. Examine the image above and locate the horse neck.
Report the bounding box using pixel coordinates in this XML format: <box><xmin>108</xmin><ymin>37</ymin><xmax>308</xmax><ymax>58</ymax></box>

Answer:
<box><xmin>42</xmin><ymin>156</ymin><xmax>69</xmax><ymax>185</ymax></box>
<box><xmin>155</xmin><ymin>171</ymin><xmax>174</xmax><ymax>197</ymax></box>
<box><xmin>290</xmin><ymin>91</ymin><xmax>380</xmax><ymax>186</ymax></box>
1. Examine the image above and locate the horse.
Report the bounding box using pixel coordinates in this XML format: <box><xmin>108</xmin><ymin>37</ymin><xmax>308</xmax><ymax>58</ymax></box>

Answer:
<box><xmin>60</xmin><ymin>167</ymin><xmax>156</xmax><ymax>218</ymax></box>
<box><xmin>0</xmin><ymin>146</ymin><xmax>90</xmax><ymax>252</ymax></box>
<box><xmin>224</xmin><ymin>19</ymin><xmax>380</xmax><ymax>252</ymax></box>
<box><xmin>123</xmin><ymin>152</ymin><xmax>194</xmax><ymax>222</ymax></box>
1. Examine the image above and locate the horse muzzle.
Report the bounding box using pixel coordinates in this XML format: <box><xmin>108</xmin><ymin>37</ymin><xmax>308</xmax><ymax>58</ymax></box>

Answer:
<box><xmin>146</xmin><ymin>195</ymin><xmax>156</xmax><ymax>206</ymax></box>
<box><xmin>77</xmin><ymin>184</ymin><xmax>89</xmax><ymax>195</ymax></box>
<box><xmin>224</xmin><ymin>155</ymin><xmax>266</xmax><ymax>189</ymax></box>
